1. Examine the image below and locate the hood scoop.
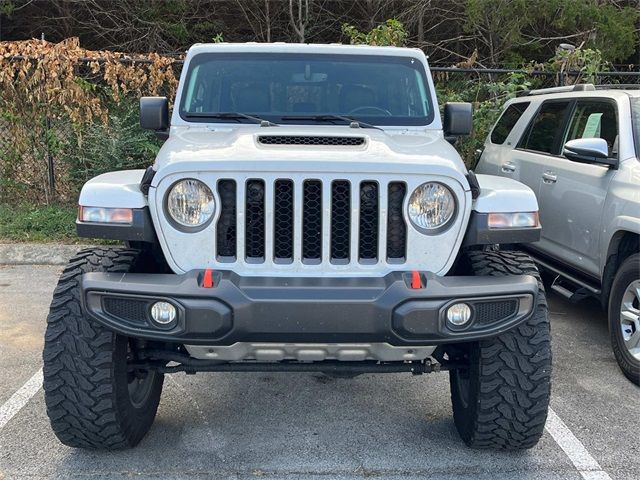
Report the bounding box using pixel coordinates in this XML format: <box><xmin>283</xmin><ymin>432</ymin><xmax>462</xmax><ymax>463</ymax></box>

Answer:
<box><xmin>258</xmin><ymin>135</ymin><xmax>365</xmax><ymax>146</ymax></box>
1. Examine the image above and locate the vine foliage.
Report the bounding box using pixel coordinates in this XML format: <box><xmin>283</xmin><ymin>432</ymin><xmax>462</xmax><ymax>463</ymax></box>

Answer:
<box><xmin>0</xmin><ymin>38</ymin><xmax>180</xmax><ymax>204</ymax></box>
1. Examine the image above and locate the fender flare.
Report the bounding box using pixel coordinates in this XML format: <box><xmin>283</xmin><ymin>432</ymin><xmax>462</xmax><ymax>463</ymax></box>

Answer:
<box><xmin>463</xmin><ymin>174</ymin><xmax>540</xmax><ymax>246</ymax></box>
<box><xmin>472</xmin><ymin>174</ymin><xmax>539</xmax><ymax>213</ymax></box>
<box><xmin>78</xmin><ymin>170</ymin><xmax>148</xmax><ymax>208</ymax></box>
<box><xmin>77</xmin><ymin>170</ymin><xmax>156</xmax><ymax>242</ymax></box>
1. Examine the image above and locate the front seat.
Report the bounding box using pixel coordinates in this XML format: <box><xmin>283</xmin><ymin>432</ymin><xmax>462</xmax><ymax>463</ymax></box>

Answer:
<box><xmin>339</xmin><ymin>85</ymin><xmax>376</xmax><ymax>113</ymax></box>
<box><xmin>233</xmin><ymin>83</ymin><xmax>271</xmax><ymax>112</ymax></box>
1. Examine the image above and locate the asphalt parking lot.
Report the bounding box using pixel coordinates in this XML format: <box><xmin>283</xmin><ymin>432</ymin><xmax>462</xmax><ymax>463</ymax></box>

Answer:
<box><xmin>1</xmin><ymin>263</ymin><xmax>638</xmax><ymax>480</ymax></box>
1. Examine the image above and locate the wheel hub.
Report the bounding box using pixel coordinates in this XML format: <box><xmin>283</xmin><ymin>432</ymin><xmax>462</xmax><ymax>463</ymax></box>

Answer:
<box><xmin>620</xmin><ymin>280</ymin><xmax>640</xmax><ymax>361</ymax></box>
<box><xmin>126</xmin><ymin>342</ymin><xmax>156</xmax><ymax>409</ymax></box>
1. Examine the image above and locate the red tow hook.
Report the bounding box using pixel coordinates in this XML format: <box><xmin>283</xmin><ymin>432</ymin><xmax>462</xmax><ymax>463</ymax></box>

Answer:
<box><xmin>202</xmin><ymin>268</ymin><xmax>214</xmax><ymax>288</ymax></box>
<box><xmin>411</xmin><ymin>270</ymin><xmax>423</xmax><ymax>289</ymax></box>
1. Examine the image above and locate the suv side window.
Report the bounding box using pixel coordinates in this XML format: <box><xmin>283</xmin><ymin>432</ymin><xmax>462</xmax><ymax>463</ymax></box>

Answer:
<box><xmin>490</xmin><ymin>102</ymin><xmax>530</xmax><ymax>144</ymax></box>
<box><xmin>519</xmin><ymin>101</ymin><xmax>572</xmax><ymax>154</ymax></box>
<box><xmin>564</xmin><ymin>100</ymin><xmax>618</xmax><ymax>157</ymax></box>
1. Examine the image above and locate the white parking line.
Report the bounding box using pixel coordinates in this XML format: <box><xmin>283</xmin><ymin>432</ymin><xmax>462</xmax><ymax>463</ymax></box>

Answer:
<box><xmin>0</xmin><ymin>369</ymin><xmax>42</xmax><ymax>431</ymax></box>
<box><xmin>545</xmin><ymin>407</ymin><xmax>612</xmax><ymax>480</ymax></box>
<box><xmin>0</xmin><ymin>368</ymin><xmax>613</xmax><ymax>480</ymax></box>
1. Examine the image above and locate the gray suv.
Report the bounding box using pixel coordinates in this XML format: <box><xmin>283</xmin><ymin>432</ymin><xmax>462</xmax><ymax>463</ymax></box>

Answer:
<box><xmin>477</xmin><ymin>84</ymin><xmax>640</xmax><ymax>385</ymax></box>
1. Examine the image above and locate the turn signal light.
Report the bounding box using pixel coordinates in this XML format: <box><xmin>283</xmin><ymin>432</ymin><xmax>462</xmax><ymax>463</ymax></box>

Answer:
<box><xmin>78</xmin><ymin>206</ymin><xmax>133</xmax><ymax>224</ymax></box>
<box><xmin>487</xmin><ymin>212</ymin><xmax>539</xmax><ymax>229</ymax></box>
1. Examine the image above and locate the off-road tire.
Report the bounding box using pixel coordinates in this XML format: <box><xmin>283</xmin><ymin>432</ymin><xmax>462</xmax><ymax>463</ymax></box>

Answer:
<box><xmin>608</xmin><ymin>253</ymin><xmax>640</xmax><ymax>386</ymax></box>
<box><xmin>43</xmin><ymin>247</ymin><xmax>164</xmax><ymax>449</ymax></box>
<box><xmin>449</xmin><ymin>250</ymin><xmax>552</xmax><ymax>449</ymax></box>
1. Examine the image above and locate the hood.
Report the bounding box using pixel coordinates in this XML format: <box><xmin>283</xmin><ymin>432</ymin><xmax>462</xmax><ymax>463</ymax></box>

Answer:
<box><xmin>153</xmin><ymin>125</ymin><xmax>468</xmax><ymax>185</ymax></box>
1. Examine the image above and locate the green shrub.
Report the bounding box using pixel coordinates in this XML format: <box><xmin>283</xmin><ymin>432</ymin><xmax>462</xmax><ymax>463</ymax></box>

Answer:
<box><xmin>61</xmin><ymin>97</ymin><xmax>161</xmax><ymax>191</ymax></box>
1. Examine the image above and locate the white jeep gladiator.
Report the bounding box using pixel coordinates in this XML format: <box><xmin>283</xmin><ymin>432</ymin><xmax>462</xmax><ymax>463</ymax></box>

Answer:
<box><xmin>43</xmin><ymin>43</ymin><xmax>551</xmax><ymax>450</ymax></box>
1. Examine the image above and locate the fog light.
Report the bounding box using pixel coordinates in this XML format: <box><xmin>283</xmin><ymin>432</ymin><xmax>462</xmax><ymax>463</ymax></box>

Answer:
<box><xmin>150</xmin><ymin>301</ymin><xmax>176</xmax><ymax>325</ymax></box>
<box><xmin>447</xmin><ymin>303</ymin><xmax>472</xmax><ymax>326</ymax></box>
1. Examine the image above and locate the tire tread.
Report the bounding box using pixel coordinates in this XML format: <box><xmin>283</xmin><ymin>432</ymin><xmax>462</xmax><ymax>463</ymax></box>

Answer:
<box><xmin>43</xmin><ymin>247</ymin><xmax>151</xmax><ymax>449</ymax></box>
<box><xmin>453</xmin><ymin>250</ymin><xmax>552</xmax><ymax>449</ymax></box>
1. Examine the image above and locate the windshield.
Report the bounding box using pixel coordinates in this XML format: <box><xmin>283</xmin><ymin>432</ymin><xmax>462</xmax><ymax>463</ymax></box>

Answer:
<box><xmin>179</xmin><ymin>53</ymin><xmax>434</xmax><ymax>126</ymax></box>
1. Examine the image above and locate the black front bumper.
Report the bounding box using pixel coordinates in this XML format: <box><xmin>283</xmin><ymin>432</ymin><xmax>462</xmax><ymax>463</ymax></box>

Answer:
<box><xmin>81</xmin><ymin>270</ymin><xmax>538</xmax><ymax>346</ymax></box>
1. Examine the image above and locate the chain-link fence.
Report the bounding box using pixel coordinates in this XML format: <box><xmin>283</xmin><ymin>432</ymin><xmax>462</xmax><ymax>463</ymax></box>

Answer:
<box><xmin>1</xmin><ymin>55</ymin><xmax>638</xmax><ymax>206</ymax></box>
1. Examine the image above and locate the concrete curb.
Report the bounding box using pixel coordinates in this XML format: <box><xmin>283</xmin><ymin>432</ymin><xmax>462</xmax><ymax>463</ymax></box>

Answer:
<box><xmin>0</xmin><ymin>243</ymin><xmax>94</xmax><ymax>266</ymax></box>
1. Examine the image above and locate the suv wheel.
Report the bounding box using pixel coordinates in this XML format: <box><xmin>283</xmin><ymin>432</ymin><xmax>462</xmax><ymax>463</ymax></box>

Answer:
<box><xmin>449</xmin><ymin>250</ymin><xmax>552</xmax><ymax>449</ymax></box>
<box><xmin>43</xmin><ymin>247</ymin><xmax>164</xmax><ymax>449</ymax></box>
<box><xmin>608</xmin><ymin>253</ymin><xmax>640</xmax><ymax>386</ymax></box>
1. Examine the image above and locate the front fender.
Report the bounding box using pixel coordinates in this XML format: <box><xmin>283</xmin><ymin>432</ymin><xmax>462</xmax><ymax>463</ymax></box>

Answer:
<box><xmin>472</xmin><ymin>174</ymin><xmax>539</xmax><ymax>213</ymax></box>
<box><xmin>463</xmin><ymin>174</ymin><xmax>540</xmax><ymax>246</ymax></box>
<box><xmin>78</xmin><ymin>170</ymin><xmax>148</xmax><ymax>208</ymax></box>
<box><xmin>77</xmin><ymin>170</ymin><xmax>156</xmax><ymax>242</ymax></box>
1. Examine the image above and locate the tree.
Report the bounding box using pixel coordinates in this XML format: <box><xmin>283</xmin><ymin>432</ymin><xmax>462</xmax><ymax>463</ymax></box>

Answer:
<box><xmin>342</xmin><ymin>18</ymin><xmax>408</xmax><ymax>46</ymax></box>
<box><xmin>289</xmin><ymin>0</ymin><xmax>310</xmax><ymax>43</ymax></box>
<box><xmin>1</xmin><ymin>0</ymin><xmax>638</xmax><ymax>65</ymax></box>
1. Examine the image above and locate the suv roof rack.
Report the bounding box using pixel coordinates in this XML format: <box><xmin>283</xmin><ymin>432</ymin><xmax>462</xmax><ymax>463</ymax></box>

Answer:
<box><xmin>516</xmin><ymin>84</ymin><xmax>595</xmax><ymax>97</ymax></box>
<box><xmin>593</xmin><ymin>84</ymin><xmax>640</xmax><ymax>90</ymax></box>
<box><xmin>516</xmin><ymin>83</ymin><xmax>640</xmax><ymax>97</ymax></box>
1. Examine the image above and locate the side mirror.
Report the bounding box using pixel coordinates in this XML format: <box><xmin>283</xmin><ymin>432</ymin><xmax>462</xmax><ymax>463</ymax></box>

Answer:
<box><xmin>563</xmin><ymin>138</ymin><xmax>618</xmax><ymax>169</ymax></box>
<box><xmin>140</xmin><ymin>97</ymin><xmax>169</xmax><ymax>139</ymax></box>
<box><xmin>443</xmin><ymin>102</ymin><xmax>473</xmax><ymax>138</ymax></box>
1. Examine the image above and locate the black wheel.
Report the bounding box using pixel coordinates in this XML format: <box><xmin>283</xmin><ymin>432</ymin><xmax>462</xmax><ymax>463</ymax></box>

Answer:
<box><xmin>608</xmin><ymin>253</ymin><xmax>640</xmax><ymax>386</ymax></box>
<box><xmin>43</xmin><ymin>247</ymin><xmax>164</xmax><ymax>449</ymax></box>
<box><xmin>449</xmin><ymin>250</ymin><xmax>552</xmax><ymax>449</ymax></box>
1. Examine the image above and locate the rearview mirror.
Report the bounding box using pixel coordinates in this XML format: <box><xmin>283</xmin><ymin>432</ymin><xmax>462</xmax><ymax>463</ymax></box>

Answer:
<box><xmin>563</xmin><ymin>138</ymin><xmax>618</xmax><ymax>169</ymax></box>
<box><xmin>443</xmin><ymin>102</ymin><xmax>473</xmax><ymax>138</ymax></box>
<box><xmin>140</xmin><ymin>97</ymin><xmax>169</xmax><ymax>139</ymax></box>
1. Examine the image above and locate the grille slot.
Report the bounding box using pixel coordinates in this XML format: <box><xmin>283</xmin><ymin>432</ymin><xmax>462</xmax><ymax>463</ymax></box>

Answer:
<box><xmin>259</xmin><ymin>136</ymin><xmax>365</xmax><ymax>146</ymax></box>
<box><xmin>274</xmin><ymin>180</ymin><xmax>294</xmax><ymax>262</ymax></box>
<box><xmin>216</xmin><ymin>179</ymin><xmax>237</xmax><ymax>259</ymax></box>
<box><xmin>245</xmin><ymin>179</ymin><xmax>266</xmax><ymax>261</ymax></box>
<box><xmin>474</xmin><ymin>300</ymin><xmax>519</xmax><ymax>325</ymax></box>
<box><xmin>331</xmin><ymin>180</ymin><xmax>351</xmax><ymax>262</ymax></box>
<box><xmin>103</xmin><ymin>297</ymin><xmax>148</xmax><ymax>324</ymax></box>
<box><xmin>302</xmin><ymin>180</ymin><xmax>323</xmax><ymax>261</ymax></box>
<box><xmin>387</xmin><ymin>182</ymin><xmax>407</xmax><ymax>260</ymax></box>
<box><xmin>359</xmin><ymin>181</ymin><xmax>379</xmax><ymax>261</ymax></box>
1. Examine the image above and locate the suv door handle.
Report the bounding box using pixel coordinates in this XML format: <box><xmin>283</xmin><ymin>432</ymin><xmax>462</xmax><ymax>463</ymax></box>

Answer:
<box><xmin>501</xmin><ymin>162</ymin><xmax>516</xmax><ymax>173</ymax></box>
<box><xmin>542</xmin><ymin>171</ymin><xmax>557</xmax><ymax>183</ymax></box>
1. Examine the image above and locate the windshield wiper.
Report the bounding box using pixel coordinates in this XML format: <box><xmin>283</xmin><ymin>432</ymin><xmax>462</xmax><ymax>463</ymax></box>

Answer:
<box><xmin>184</xmin><ymin>112</ymin><xmax>279</xmax><ymax>127</ymax></box>
<box><xmin>280</xmin><ymin>114</ymin><xmax>383</xmax><ymax>131</ymax></box>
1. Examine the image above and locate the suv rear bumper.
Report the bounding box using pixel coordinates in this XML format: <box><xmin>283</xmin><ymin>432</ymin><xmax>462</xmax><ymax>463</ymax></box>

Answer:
<box><xmin>81</xmin><ymin>270</ymin><xmax>538</xmax><ymax>347</ymax></box>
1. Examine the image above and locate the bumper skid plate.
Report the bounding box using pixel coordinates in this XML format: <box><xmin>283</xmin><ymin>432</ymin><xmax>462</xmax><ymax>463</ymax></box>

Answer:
<box><xmin>81</xmin><ymin>270</ymin><xmax>538</xmax><ymax>346</ymax></box>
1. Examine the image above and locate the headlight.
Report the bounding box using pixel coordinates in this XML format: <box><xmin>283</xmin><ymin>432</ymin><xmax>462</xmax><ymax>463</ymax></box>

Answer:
<box><xmin>408</xmin><ymin>182</ymin><xmax>456</xmax><ymax>232</ymax></box>
<box><xmin>166</xmin><ymin>179</ymin><xmax>215</xmax><ymax>227</ymax></box>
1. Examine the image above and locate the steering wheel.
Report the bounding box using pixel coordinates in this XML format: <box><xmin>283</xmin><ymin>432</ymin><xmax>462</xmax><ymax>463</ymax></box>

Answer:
<box><xmin>348</xmin><ymin>106</ymin><xmax>392</xmax><ymax>116</ymax></box>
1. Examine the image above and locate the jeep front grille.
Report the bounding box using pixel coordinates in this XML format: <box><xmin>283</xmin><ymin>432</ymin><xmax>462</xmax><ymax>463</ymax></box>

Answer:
<box><xmin>215</xmin><ymin>178</ymin><xmax>407</xmax><ymax>265</ymax></box>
